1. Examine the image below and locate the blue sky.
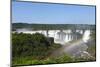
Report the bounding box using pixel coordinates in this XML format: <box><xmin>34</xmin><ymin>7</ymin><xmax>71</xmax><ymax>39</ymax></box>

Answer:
<box><xmin>12</xmin><ymin>1</ymin><xmax>96</xmax><ymax>24</ymax></box>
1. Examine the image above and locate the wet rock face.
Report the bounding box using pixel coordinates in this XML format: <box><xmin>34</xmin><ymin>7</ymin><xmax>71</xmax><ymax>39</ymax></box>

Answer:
<box><xmin>47</xmin><ymin>37</ymin><xmax>54</xmax><ymax>45</ymax></box>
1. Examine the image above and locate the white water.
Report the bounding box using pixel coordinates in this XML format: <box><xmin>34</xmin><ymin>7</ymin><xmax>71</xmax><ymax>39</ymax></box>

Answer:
<box><xmin>82</xmin><ymin>30</ymin><xmax>91</xmax><ymax>42</ymax></box>
<box><xmin>14</xmin><ymin>29</ymin><xmax>91</xmax><ymax>44</ymax></box>
<box><xmin>50</xmin><ymin>30</ymin><xmax>91</xmax><ymax>57</ymax></box>
<box><xmin>14</xmin><ymin>29</ymin><xmax>92</xmax><ymax>57</ymax></box>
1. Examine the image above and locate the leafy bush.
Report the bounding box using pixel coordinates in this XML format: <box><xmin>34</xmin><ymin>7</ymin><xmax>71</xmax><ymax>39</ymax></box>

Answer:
<box><xmin>12</xmin><ymin>33</ymin><xmax>62</xmax><ymax>66</ymax></box>
<box><xmin>12</xmin><ymin>54</ymin><xmax>73</xmax><ymax>66</ymax></box>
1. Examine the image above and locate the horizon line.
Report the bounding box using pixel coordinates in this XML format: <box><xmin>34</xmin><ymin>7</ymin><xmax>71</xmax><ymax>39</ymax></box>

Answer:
<box><xmin>12</xmin><ymin>22</ymin><xmax>96</xmax><ymax>25</ymax></box>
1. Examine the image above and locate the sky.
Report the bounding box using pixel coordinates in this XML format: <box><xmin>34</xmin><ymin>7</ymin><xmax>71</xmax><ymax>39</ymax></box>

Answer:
<box><xmin>12</xmin><ymin>1</ymin><xmax>96</xmax><ymax>24</ymax></box>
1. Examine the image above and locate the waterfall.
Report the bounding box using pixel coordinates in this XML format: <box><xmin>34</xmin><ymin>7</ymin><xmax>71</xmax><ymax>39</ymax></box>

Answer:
<box><xmin>15</xmin><ymin>29</ymin><xmax>91</xmax><ymax>44</ymax></box>
<box><xmin>82</xmin><ymin>30</ymin><xmax>91</xmax><ymax>42</ymax></box>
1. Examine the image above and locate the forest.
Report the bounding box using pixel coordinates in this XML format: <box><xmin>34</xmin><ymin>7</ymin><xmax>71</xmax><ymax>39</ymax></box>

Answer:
<box><xmin>12</xmin><ymin>31</ymin><xmax>96</xmax><ymax>66</ymax></box>
<box><xmin>12</xmin><ymin>23</ymin><xmax>95</xmax><ymax>31</ymax></box>
<box><xmin>12</xmin><ymin>32</ymin><xmax>63</xmax><ymax>66</ymax></box>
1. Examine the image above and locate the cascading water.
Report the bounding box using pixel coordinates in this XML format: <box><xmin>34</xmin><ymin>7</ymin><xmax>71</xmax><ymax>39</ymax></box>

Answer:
<box><xmin>15</xmin><ymin>29</ymin><xmax>93</xmax><ymax>57</ymax></box>
<box><xmin>15</xmin><ymin>29</ymin><xmax>91</xmax><ymax>44</ymax></box>
<box><xmin>82</xmin><ymin>30</ymin><xmax>91</xmax><ymax>42</ymax></box>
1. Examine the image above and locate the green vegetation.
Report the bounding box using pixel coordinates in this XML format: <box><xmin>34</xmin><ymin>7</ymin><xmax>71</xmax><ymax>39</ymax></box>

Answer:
<box><xmin>86</xmin><ymin>30</ymin><xmax>96</xmax><ymax>60</ymax></box>
<box><xmin>13</xmin><ymin>33</ymin><xmax>86</xmax><ymax>66</ymax></box>
<box><xmin>90</xmin><ymin>30</ymin><xmax>96</xmax><ymax>40</ymax></box>
<box><xmin>12</xmin><ymin>23</ymin><xmax>95</xmax><ymax>30</ymax></box>
<box><xmin>87</xmin><ymin>44</ymin><xmax>96</xmax><ymax>57</ymax></box>
<box><xmin>12</xmin><ymin>27</ymin><xmax>96</xmax><ymax>66</ymax></box>
<box><xmin>12</xmin><ymin>53</ymin><xmax>95</xmax><ymax>66</ymax></box>
<box><xmin>12</xmin><ymin>54</ymin><xmax>73</xmax><ymax>66</ymax></box>
<box><xmin>12</xmin><ymin>33</ymin><xmax>62</xmax><ymax>66</ymax></box>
